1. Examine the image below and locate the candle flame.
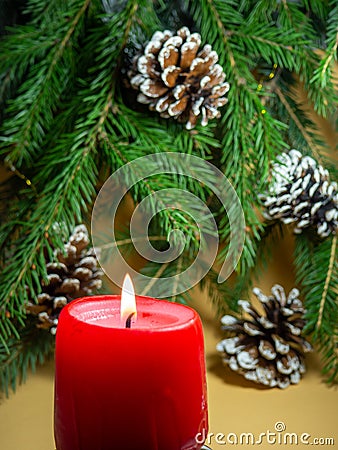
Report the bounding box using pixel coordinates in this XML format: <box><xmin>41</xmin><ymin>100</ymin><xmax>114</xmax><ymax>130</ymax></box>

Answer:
<box><xmin>121</xmin><ymin>274</ymin><xmax>137</xmax><ymax>326</ymax></box>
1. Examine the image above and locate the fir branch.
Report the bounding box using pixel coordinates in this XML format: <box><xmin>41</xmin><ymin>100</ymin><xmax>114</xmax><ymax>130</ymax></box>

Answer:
<box><xmin>49</xmin><ymin>0</ymin><xmax>91</xmax><ymax>73</ymax></box>
<box><xmin>267</xmin><ymin>73</ymin><xmax>328</xmax><ymax>155</ymax></box>
<box><xmin>0</xmin><ymin>0</ymin><xmax>155</xmax><ymax>345</ymax></box>
<box><xmin>101</xmin><ymin>136</ymin><xmax>207</xmax><ymax>252</ymax></box>
<box><xmin>202</xmin><ymin>269</ymin><xmax>240</xmax><ymax>315</ymax></box>
<box><xmin>140</xmin><ymin>263</ymin><xmax>169</xmax><ymax>296</ymax></box>
<box><xmin>171</xmin><ymin>257</ymin><xmax>183</xmax><ymax>303</ymax></box>
<box><xmin>276</xmin><ymin>0</ymin><xmax>321</xmax><ymax>41</ymax></box>
<box><xmin>275</xmin><ymin>0</ymin><xmax>337</xmax><ymax>117</ymax></box>
<box><xmin>187</xmin><ymin>0</ymin><xmax>291</xmax><ymax>275</ymax></box>
<box><xmin>294</xmin><ymin>234</ymin><xmax>338</xmax><ymax>383</ymax></box>
<box><xmin>99</xmin><ymin>236</ymin><xmax>168</xmax><ymax>251</ymax></box>
<box><xmin>0</xmin><ymin>70</ymin><xmax>14</xmax><ymax>122</ymax></box>
<box><xmin>275</xmin><ymin>85</ymin><xmax>323</xmax><ymax>164</ymax></box>
<box><xmin>199</xmin><ymin>0</ymin><xmax>237</xmax><ymax>68</ymax></box>
<box><xmin>242</xmin><ymin>0</ymin><xmax>336</xmax><ymax>118</ymax></box>
<box><xmin>226</xmin><ymin>27</ymin><xmax>306</xmax><ymax>70</ymax></box>
<box><xmin>317</xmin><ymin>236</ymin><xmax>337</xmax><ymax>330</ymax></box>
<box><xmin>0</xmin><ymin>151</ymin><xmax>98</xmax><ymax>345</ymax></box>
<box><xmin>0</xmin><ymin>26</ymin><xmax>57</xmax><ymax>80</ymax></box>
<box><xmin>0</xmin><ymin>0</ymin><xmax>92</xmax><ymax>166</ymax></box>
<box><xmin>138</xmin><ymin>256</ymin><xmax>194</xmax><ymax>303</ymax></box>
<box><xmin>303</xmin><ymin>0</ymin><xmax>329</xmax><ymax>21</ymax></box>
<box><xmin>310</xmin><ymin>1</ymin><xmax>338</xmax><ymax>89</ymax></box>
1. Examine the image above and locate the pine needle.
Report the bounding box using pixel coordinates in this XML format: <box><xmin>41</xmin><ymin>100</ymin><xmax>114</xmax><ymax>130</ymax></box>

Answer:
<box><xmin>140</xmin><ymin>263</ymin><xmax>169</xmax><ymax>296</ymax></box>
<box><xmin>317</xmin><ymin>236</ymin><xmax>337</xmax><ymax>330</ymax></box>
<box><xmin>275</xmin><ymin>85</ymin><xmax>323</xmax><ymax>164</ymax></box>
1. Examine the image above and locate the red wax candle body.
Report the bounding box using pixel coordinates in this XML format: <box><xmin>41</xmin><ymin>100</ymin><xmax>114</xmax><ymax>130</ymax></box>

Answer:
<box><xmin>54</xmin><ymin>295</ymin><xmax>208</xmax><ymax>450</ymax></box>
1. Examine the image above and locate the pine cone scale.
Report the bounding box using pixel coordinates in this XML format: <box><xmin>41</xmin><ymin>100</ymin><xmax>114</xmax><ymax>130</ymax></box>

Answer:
<box><xmin>162</xmin><ymin>66</ymin><xmax>181</xmax><ymax>88</ymax></box>
<box><xmin>180</xmin><ymin>42</ymin><xmax>199</xmax><ymax>69</ymax></box>
<box><xmin>140</xmin><ymin>79</ymin><xmax>167</xmax><ymax>97</ymax></box>
<box><xmin>168</xmin><ymin>96</ymin><xmax>189</xmax><ymax>116</ymax></box>
<box><xmin>158</xmin><ymin>46</ymin><xmax>179</xmax><ymax>69</ymax></box>
<box><xmin>259</xmin><ymin>340</ymin><xmax>276</xmax><ymax>360</ymax></box>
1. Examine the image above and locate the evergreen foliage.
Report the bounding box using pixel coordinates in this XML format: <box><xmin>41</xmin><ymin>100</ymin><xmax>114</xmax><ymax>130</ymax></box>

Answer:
<box><xmin>0</xmin><ymin>0</ymin><xmax>337</xmax><ymax>392</ymax></box>
<box><xmin>295</xmin><ymin>234</ymin><xmax>338</xmax><ymax>383</ymax></box>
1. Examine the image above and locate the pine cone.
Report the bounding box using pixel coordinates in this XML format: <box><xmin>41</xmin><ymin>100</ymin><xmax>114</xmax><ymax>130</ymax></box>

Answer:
<box><xmin>216</xmin><ymin>285</ymin><xmax>312</xmax><ymax>389</ymax></box>
<box><xmin>128</xmin><ymin>26</ymin><xmax>229</xmax><ymax>129</ymax></box>
<box><xmin>261</xmin><ymin>149</ymin><xmax>338</xmax><ymax>237</ymax></box>
<box><xmin>26</xmin><ymin>225</ymin><xmax>103</xmax><ymax>334</ymax></box>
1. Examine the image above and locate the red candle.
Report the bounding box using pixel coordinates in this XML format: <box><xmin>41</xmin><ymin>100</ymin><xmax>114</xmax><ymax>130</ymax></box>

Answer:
<box><xmin>54</xmin><ymin>276</ymin><xmax>208</xmax><ymax>450</ymax></box>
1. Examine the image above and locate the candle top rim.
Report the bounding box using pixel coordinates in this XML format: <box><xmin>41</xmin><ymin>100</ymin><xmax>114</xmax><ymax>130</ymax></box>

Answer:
<box><xmin>66</xmin><ymin>295</ymin><xmax>199</xmax><ymax>331</ymax></box>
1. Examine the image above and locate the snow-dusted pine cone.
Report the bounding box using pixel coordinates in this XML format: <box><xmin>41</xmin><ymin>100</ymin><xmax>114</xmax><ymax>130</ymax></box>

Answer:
<box><xmin>216</xmin><ymin>285</ymin><xmax>312</xmax><ymax>389</ymax></box>
<box><xmin>26</xmin><ymin>225</ymin><xmax>103</xmax><ymax>334</ymax></box>
<box><xmin>128</xmin><ymin>26</ymin><xmax>229</xmax><ymax>129</ymax></box>
<box><xmin>261</xmin><ymin>149</ymin><xmax>338</xmax><ymax>237</ymax></box>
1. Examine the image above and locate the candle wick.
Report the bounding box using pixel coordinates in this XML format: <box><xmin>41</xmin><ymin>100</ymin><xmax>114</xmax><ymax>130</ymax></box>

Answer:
<box><xmin>125</xmin><ymin>313</ymin><xmax>135</xmax><ymax>329</ymax></box>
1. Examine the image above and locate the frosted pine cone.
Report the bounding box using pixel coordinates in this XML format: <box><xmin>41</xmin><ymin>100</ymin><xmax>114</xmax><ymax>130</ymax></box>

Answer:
<box><xmin>26</xmin><ymin>224</ymin><xmax>103</xmax><ymax>334</ymax></box>
<box><xmin>261</xmin><ymin>149</ymin><xmax>338</xmax><ymax>237</ymax></box>
<box><xmin>216</xmin><ymin>285</ymin><xmax>312</xmax><ymax>389</ymax></box>
<box><xmin>129</xmin><ymin>26</ymin><xmax>229</xmax><ymax>129</ymax></box>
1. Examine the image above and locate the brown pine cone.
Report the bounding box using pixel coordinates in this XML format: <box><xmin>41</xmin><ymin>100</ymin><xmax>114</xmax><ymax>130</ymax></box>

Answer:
<box><xmin>26</xmin><ymin>224</ymin><xmax>103</xmax><ymax>334</ymax></box>
<box><xmin>129</xmin><ymin>26</ymin><xmax>230</xmax><ymax>129</ymax></box>
<box><xmin>216</xmin><ymin>285</ymin><xmax>312</xmax><ymax>389</ymax></box>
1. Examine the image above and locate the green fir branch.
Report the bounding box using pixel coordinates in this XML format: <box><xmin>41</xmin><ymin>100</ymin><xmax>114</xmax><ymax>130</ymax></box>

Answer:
<box><xmin>201</xmin><ymin>268</ymin><xmax>243</xmax><ymax>315</ymax></box>
<box><xmin>294</xmin><ymin>234</ymin><xmax>338</xmax><ymax>383</ymax></box>
<box><xmin>0</xmin><ymin>0</ymin><xmax>179</xmax><ymax>352</ymax></box>
<box><xmin>316</xmin><ymin>236</ymin><xmax>337</xmax><ymax>332</ymax></box>
<box><xmin>310</xmin><ymin>1</ymin><xmax>338</xmax><ymax>90</ymax></box>
<box><xmin>0</xmin><ymin>0</ymin><xmax>92</xmax><ymax>166</ymax></box>
<box><xmin>188</xmin><ymin>0</ymin><xmax>289</xmax><ymax>274</ymax></box>
<box><xmin>100</xmin><ymin>129</ymin><xmax>218</xmax><ymax>253</ymax></box>
<box><xmin>271</xmin><ymin>0</ymin><xmax>337</xmax><ymax>117</ymax></box>
<box><xmin>303</xmin><ymin>0</ymin><xmax>329</xmax><ymax>21</ymax></box>
<box><xmin>274</xmin><ymin>85</ymin><xmax>325</xmax><ymax>164</ymax></box>
<box><xmin>0</xmin><ymin>148</ymin><xmax>98</xmax><ymax>347</ymax></box>
<box><xmin>138</xmin><ymin>255</ymin><xmax>195</xmax><ymax>304</ymax></box>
